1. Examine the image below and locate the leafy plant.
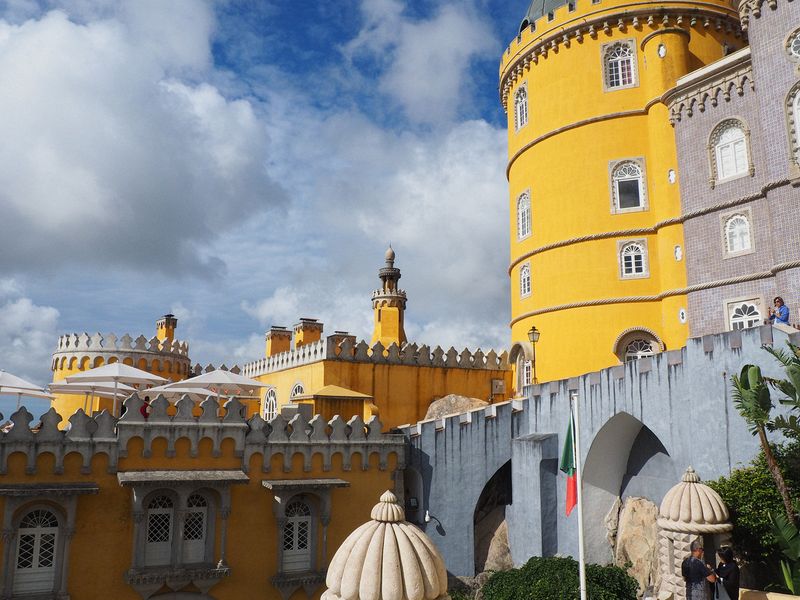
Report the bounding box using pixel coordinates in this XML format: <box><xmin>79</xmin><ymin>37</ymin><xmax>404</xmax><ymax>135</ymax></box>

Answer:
<box><xmin>770</xmin><ymin>511</ymin><xmax>800</xmax><ymax>593</ymax></box>
<box><xmin>480</xmin><ymin>556</ymin><xmax>638</xmax><ymax>600</ymax></box>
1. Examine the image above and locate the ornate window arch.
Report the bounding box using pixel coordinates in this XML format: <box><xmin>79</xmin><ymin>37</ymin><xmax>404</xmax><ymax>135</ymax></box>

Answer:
<box><xmin>264</xmin><ymin>388</ymin><xmax>278</xmax><ymax>421</ymax></box>
<box><xmin>613</xmin><ymin>328</ymin><xmax>664</xmax><ymax>362</ymax></box>
<box><xmin>517</xmin><ymin>191</ymin><xmax>531</xmax><ymax>240</ymax></box>
<box><xmin>709</xmin><ymin>119</ymin><xmax>752</xmax><ymax>184</ymax></box>
<box><xmin>283</xmin><ymin>499</ymin><xmax>313</xmax><ymax>573</ymax></box>
<box><xmin>603</xmin><ymin>41</ymin><xmax>637</xmax><ymax>90</ymax></box>
<box><xmin>13</xmin><ymin>509</ymin><xmax>59</xmax><ymax>595</ymax></box>
<box><xmin>514</xmin><ymin>85</ymin><xmax>528</xmax><ymax>131</ymax></box>
<box><xmin>145</xmin><ymin>494</ymin><xmax>175</xmax><ymax>566</ymax></box>
<box><xmin>723</xmin><ymin>213</ymin><xmax>752</xmax><ymax>254</ymax></box>
<box><xmin>787</xmin><ymin>82</ymin><xmax>800</xmax><ymax>168</ymax></box>
<box><xmin>611</xmin><ymin>160</ymin><xmax>646</xmax><ymax>212</ymax></box>
<box><xmin>519</xmin><ymin>263</ymin><xmax>531</xmax><ymax>298</ymax></box>
<box><xmin>619</xmin><ymin>240</ymin><xmax>649</xmax><ymax>278</ymax></box>
<box><xmin>728</xmin><ymin>299</ymin><xmax>762</xmax><ymax>330</ymax></box>
<box><xmin>290</xmin><ymin>383</ymin><xmax>304</xmax><ymax>399</ymax></box>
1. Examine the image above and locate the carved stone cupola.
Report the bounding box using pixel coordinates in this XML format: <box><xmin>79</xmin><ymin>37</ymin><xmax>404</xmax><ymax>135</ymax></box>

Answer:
<box><xmin>371</xmin><ymin>246</ymin><xmax>408</xmax><ymax>347</ymax></box>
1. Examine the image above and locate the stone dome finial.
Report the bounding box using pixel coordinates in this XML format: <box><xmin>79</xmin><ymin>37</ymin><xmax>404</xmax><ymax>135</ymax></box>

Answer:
<box><xmin>385</xmin><ymin>245</ymin><xmax>395</xmax><ymax>263</ymax></box>
<box><xmin>322</xmin><ymin>490</ymin><xmax>450</xmax><ymax>600</ymax></box>
<box><xmin>658</xmin><ymin>467</ymin><xmax>732</xmax><ymax>533</ymax></box>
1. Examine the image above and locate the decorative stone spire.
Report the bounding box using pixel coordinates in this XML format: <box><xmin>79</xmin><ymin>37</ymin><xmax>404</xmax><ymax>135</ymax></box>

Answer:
<box><xmin>371</xmin><ymin>247</ymin><xmax>407</xmax><ymax>347</ymax></box>
<box><xmin>322</xmin><ymin>491</ymin><xmax>450</xmax><ymax>600</ymax></box>
<box><xmin>658</xmin><ymin>466</ymin><xmax>732</xmax><ymax>531</ymax></box>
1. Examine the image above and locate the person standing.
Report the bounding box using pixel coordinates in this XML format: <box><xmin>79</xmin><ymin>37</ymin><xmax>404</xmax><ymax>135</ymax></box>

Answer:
<box><xmin>682</xmin><ymin>540</ymin><xmax>717</xmax><ymax>600</ymax></box>
<box><xmin>768</xmin><ymin>296</ymin><xmax>790</xmax><ymax>325</ymax></box>
<box><xmin>715</xmin><ymin>547</ymin><xmax>740</xmax><ymax>600</ymax></box>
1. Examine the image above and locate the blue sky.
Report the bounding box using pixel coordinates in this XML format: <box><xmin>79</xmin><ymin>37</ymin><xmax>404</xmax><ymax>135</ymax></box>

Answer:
<box><xmin>0</xmin><ymin>0</ymin><xmax>527</xmax><ymax>415</ymax></box>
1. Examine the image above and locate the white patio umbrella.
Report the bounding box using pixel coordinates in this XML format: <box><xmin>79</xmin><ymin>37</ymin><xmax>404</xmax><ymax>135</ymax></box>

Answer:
<box><xmin>0</xmin><ymin>370</ymin><xmax>54</xmax><ymax>409</ymax></box>
<box><xmin>65</xmin><ymin>363</ymin><xmax>167</xmax><ymax>416</ymax></box>
<box><xmin>49</xmin><ymin>381</ymin><xmax>137</xmax><ymax>413</ymax></box>
<box><xmin>143</xmin><ymin>384</ymin><xmax>221</xmax><ymax>402</ymax></box>
<box><xmin>163</xmin><ymin>370</ymin><xmax>270</xmax><ymax>401</ymax></box>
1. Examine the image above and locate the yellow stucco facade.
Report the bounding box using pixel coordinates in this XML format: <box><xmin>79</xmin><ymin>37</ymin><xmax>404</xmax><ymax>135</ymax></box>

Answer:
<box><xmin>502</xmin><ymin>0</ymin><xmax>743</xmax><ymax>382</ymax></box>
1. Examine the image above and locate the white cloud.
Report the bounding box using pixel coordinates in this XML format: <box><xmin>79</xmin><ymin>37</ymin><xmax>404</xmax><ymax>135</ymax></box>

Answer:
<box><xmin>0</xmin><ymin>5</ymin><xmax>284</xmax><ymax>275</ymax></box>
<box><xmin>344</xmin><ymin>2</ymin><xmax>498</xmax><ymax>124</ymax></box>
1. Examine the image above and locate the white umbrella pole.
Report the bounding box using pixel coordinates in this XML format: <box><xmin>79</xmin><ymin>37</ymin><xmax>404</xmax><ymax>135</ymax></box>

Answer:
<box><xmin>113</xmin><ymin>378</ymin><xmax>119</xmax><ymax>417</ymax></box>
<box><xmin>16</xmin><ymin>392</ymin><xmax>21</xmax><ymax>410</ymax></box>
<box><xmin>570</xmin><ymin>392</ymin><xmax>588</xmax><ymax>600</ymax></box>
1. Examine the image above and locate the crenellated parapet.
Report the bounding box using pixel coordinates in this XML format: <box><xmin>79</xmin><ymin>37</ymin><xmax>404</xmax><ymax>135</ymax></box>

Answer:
<box><xmin>51</xmin><ymin>331</ymin><xmax>191</xmax><ymax>377</ymax></box>
<box><xmin>738</xmin><ymin>0</ymin><xmax>783</xmax><ymax>30</ymax></box>
<box><xmin>0</xmin><ymin>394</ymin><xmax>405</xmax><ymax>476</ymax></box>
<box><xmin>241</xmin><ymin>336</ymin><xmax>509</xmax><ymax>378</ymax></box>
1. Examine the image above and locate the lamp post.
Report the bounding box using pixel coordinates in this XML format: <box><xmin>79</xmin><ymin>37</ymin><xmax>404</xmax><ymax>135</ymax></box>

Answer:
<box><xmin>528</xmin><ymin>325</ymin><xmax>540</xmax><ymax>384</ymax></box>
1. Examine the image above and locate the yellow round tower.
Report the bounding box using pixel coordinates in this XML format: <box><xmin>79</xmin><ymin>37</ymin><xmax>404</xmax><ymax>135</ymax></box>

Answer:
<box><xmin>503</xmin><ymin>0</ymin><xmax>743</xmax><ymax>385</ymax></box>
<box><xmin>50</xmin><ymin>314</ymin><xmax>190</xmax><ymax>417</ymax></box>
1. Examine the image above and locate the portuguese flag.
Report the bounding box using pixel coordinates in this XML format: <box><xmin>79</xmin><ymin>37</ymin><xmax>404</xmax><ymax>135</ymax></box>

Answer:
<box><xmin>559</xmin><ymin>413</ymin><xmax>578</xmax><ymax>516</ymax></box>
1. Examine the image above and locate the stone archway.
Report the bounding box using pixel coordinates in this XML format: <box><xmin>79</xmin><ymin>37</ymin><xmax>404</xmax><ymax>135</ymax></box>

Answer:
<box><xmin>582</xmin><ymin>412</ymin><xmax>677</xmax><ymax>566</ymax></box>
<box><xmin>473</xmin><ymin>460</ymin><xmax>513</xmax><ymax>574</ymax></box>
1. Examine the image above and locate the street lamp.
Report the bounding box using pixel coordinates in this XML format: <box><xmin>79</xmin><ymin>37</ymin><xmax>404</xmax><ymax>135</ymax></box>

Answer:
<box><xmin>527</xmin><ymin>325</ymin><xmax>540</xmax><ymax>384</ymax></box>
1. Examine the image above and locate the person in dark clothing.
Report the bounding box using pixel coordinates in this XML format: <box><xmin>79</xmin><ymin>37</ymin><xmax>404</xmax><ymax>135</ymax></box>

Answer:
<box><xmin>682</xmin><ymin>540</ymin><xmax>716</xmax><ymax>600</ymax></box>
<box><xmin>715</xmin><ymin>547</ymin><xmax>740</xmax><ymax>600</ymax></box>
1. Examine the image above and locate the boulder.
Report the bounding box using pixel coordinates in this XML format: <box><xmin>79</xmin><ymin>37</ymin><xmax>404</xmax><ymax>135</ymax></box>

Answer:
<box><xmin>614</xmin><ymin>496</ymin><xmax>660</xmax><ymax>597</ymax></box>
<box><xmin>425</xmin><ymin>394</ymin><xmax>488</xmax><ymax>420</ymax></box>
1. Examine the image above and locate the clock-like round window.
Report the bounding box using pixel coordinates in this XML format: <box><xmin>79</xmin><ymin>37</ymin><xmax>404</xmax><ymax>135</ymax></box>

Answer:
<box><xmin>789</xmin><ymin>31</ymin><xmax>800</xmax><ymax>59</ymax></box>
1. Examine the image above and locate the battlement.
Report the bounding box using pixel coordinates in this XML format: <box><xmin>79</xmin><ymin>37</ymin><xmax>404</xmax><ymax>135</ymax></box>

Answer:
<box><xmin>54</xmin><ymin>332</ymin><xmax>189</xmax><ymax>360</ymax></box>
<box><xmin>241</xmin><ymin>336</ymin><xmax>510</xmax><ymax>378</ymax></box>
<box><xmin>0</xmin><ymin>394</ymin><xmax>404</xmax><ymax>476</ymax></box>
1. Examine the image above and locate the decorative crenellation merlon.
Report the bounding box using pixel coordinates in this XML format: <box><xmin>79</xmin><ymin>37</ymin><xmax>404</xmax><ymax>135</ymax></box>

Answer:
<box><xmin>53</xmin><ymin>332</ymin><xmax>189</xmax><ymax>361</ymax></box>
<box><xmin>499</xmin><ymin>8</ymin><xmax>743</xmax><ymax>111</ymax></box>
<box><xmin>738</xmin><ymin>0</ymin><xmax>784</xmax><ymax>30</ymax></box>
<box><xmin>241</xmin><ymin>337</ymin><xmax>510</xmax><ymax>378</ymax></box>
<box><xmin>0</xmin><ymin>394</ymin><xmax>405</xmax><ymax>476</ymax></box>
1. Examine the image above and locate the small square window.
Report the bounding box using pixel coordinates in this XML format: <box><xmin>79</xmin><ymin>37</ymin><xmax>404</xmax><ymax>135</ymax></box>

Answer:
<box><xmin>547</xmin><ymin>12</ymin><xmax>555</xmax><ymax>21</ymax></box>
<box><xmin>568</xmin><ymin>2</ymin><xmax>576</xmax><ymax>11</ymax></box>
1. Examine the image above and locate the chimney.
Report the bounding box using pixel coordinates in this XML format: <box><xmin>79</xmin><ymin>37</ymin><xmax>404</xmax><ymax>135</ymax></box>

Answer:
<box><xmin>294</xmin><ymin>318</ymin><xmax>323</xmax><ymax>348</ymax></box>
<box><xmin>265</xmin><ymin>326</ymin><xmax>292</xmax><ymax>357</ymax></box>
<box><xmin>156</xmin><ymin>314</ymin><xmax>178</xmax><ymax>342</ymax></box>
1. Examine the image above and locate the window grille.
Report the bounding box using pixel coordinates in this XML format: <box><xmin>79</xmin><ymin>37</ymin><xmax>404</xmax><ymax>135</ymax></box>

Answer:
<box><xmin>283</xmin><ymin>500</ymin><xmax>312</xmax><ymax>573</ymax></box>
<box><xmin>13</xmin><ymin>509</ymin><xmax>59</xmax><ymax>595</ymax></box>
<box><xmin>625</xmin><ymin>339</ymin><xmax>654</xmax><ymax>361</ymax></box>
<box><xmin>605</xmin><ymin>42</ymin><xmax>635</xmax><ymax>89</ymax></box>
<box><xmin>182</xmin><ymin>494</ymin><xmax>208</xmax><ymax>563</ymax></box>
<box><xmin>145</xmin><ymin>495</ymin><xmax>174</xmax><ymax>566</ymax></box>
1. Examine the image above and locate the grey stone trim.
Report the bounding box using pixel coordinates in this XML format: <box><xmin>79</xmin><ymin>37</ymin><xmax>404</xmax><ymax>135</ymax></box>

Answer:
<box><xmin>500</xmin><ymin>7</ymin><xmax>742</xmax><ymax>109</ymax></box>
<box><xmin>0</xmin><ymin>484</ymin><xmax>98</xmax><ymax>497</ymax></box>
<box><xmin>124</xmin><ymin>566</ymin><xmax>230</xmax><ymax>600</ymax></box>
<box><xmin>508</xmin><ymin>177</ymin><xmax>792</xmax><ymax>272</ymax></box>
<box><xmin>739</xmin><ymin>0</ymin><xmax>787</xmax><ymax>30</ymax></box>
<box><xmin>118</xmin><ymin>471</ymin><xmax>249</xmax><ymax>485</ymax></box>
<box><xmin>262</xmin><ymin>479</ymin><xmax>349</xmax><ymax>491</ymax></box>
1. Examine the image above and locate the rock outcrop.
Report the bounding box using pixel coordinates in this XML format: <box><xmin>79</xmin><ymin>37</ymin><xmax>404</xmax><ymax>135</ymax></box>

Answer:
<box><xmin>424</xmin><ymin>394</ymin><xmax>488</xmax><ymax>420</ymax></box>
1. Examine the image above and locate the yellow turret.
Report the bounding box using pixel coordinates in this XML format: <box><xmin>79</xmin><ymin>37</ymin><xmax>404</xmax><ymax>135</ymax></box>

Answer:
<box><xmin>155</xmin><ymin>313</ymin><xmax>177</xmax><ymax>342</ymax></box>
<box><xmin>502</xmin><ymin>0</ymin><xmax>742</xmax><ymax>385</ymax></box>
<box><xmin>371</xmin><ymin>246</ymin><xmax>407</xmax><ymax>347</ymax></box>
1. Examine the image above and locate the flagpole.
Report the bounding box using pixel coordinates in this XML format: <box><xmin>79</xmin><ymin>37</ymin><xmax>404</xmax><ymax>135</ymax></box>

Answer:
<box><xmin>571</xmin><ymin>392</ymin><xmax>588</xmax><ymax>600</ymax></box>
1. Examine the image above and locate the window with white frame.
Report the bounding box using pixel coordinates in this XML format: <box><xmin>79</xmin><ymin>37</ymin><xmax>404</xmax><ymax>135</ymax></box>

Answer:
<box><xmin>729</xmin><ymin>300</ymin><xmax>762</xmax><ymax>330</ymax></box>
<box><xmin>611</xmin><ymin>160</ymin><xmax>645</xmax><ymax>211</ymax></box>
<box><xmin>517</xmin><ymin>192</ymin><xmax>531</xmax><ymax>239</ymax></box>
<box><xmin>724</xmin><ymin>214</ymin><xmax>752</xmax><ymax>254</ymax></box>
<box><xmin>604</xmin><ymin>41</ymin><xmax>636</xmax><ymax>90</ymax></box>
<box><xmin>182</xmin><ymin>494</ymin><xmax>208</xmax><ymax>564</ymax></box>
<box><xmin>620</xmin><ymin>241</ymin><xmax>647</xmax><ymax>278</ymax></box>
<box><xmin>145</xmin><ymin>495</ymin><xmax>174</xmax><ymax>566</ymax></box>
<box><xmin>282</xmin><ymin>500</ymin><xmax>312</xmax><ymax>573</ymax></box>
<box><xmin>264</xmin><ymin>389</ymin><xmax>278</xmax><ymax>421</ymax></box>
<box><xmin>13</xmin><ymin>509</ymin><xmax>58</xmax><ymax>595</ymax></box>
<box><xmin>290</xmin><ymin>384</ymin><xmax>304</xmax><ymax>399</ymax></box>
<box><xmin>711</xmin><ymin>120</ymin><xmax>749</xmax><ymax>182</ymax></box>
<box><xmin>514</xmin><ymin>86</ymin><xmax>528</xmax><ymax>131</ymax></box>
<box><xmin>516</xmin><ymin>354</ymin><xmax>532</xmax><ymax>391</ymax></box>
<box><xmin>791</xmin><ymin>87</ymin><xmax>800</xmax><ymax>165</ymax></box>
<box><xmin>520</xmin><ymin>264</ymin><xmax>531</xmax><ymax>297</ymax></box>
<box><xmin>624</xmin><ymin>338</ymin><xmax>655</xmax><ymax>361</ymax></box>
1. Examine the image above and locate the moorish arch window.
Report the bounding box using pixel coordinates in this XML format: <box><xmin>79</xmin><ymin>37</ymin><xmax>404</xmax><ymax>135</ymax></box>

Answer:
<box><xmin>611</xmin><ymin>160</ymin><xmax>646</xmax><ymax>211</ymax></box>
<box><xmin>603</xmin><ymin>41</ymin><xmax>637</xmax><ymax>90</ymax></box>
<box><xmin>728</xmin><ymin>300</ymin><xmax>762</xmax><ymax>330</ymax></box>
<box><xmin>514</xmin><ymin>86</ymin><xmax>528</xmax><ymax>131</ymax></box>
<box><xmin>13</xmin><ymin>509</ymin><xmax>59</xmax><ymax>595</ymax></box>
<box><xmin>724</xmin><ymin>214</ymin><xmax>752</xmax><ymax>254</ymax></box>
<box><xmin>517</xmin><ymin>192</ymin><xmax>531</xmax><ymax>239</ymax></box>
<box><xmin>613</xmin><ymin>328</ymin><xmax>663</xmax><ymax>363</ymax></box>
<box><xmin>290</xmin><ymin>384</ymin><xmax>304</xmax><ymax>399</ymax></box>
<box><xmin>619</xmin><ymin>241</ymin><xmax>648</xmax><ymax>278</ymax></box>
<box><xmin>709</xmin><ymin>119</ymin><xmax>752</xmax><ymax>185</ymax></box>
<box><xmin>282</xmin><ymin>500</ymin><xmax>313</xmax><ymax>573</ymax></box>
<box><xmin>264</xmin><ymin>388</ymin><xmax>278</xmax><ymax>421</ymax></box>
<box><xmin>519</xmin><ymin>263</ymin><xmax>531</xmax><ymax>298</ymax></box>
<box><xmin>624</xmin><ymin>339</ymin><xmax>655</xmax><ymax>361</ymax></box>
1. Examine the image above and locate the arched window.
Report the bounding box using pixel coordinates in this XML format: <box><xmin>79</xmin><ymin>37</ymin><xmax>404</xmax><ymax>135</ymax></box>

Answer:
<box><xmin>790</xmin><ymin>87</ymin><xmax>800</xmax><ymax>165</ymax></box>
<box><xmin>620</xmin><ymin>242</ymin><xmax>647</xmax><ymax>277</ymax></box>
<box><xmin>520</xmin><ymin>264</ymin><xmax>531</xmax><ymax>297</ymax></box>
<box><xmin>516</xmin><ymin>354</ymin><xmax>532</xmax><ymax>390</ymax></box>
<box><xmin>711</xmin><ymin>120</ymin><xmax>749</xmax><ymax>181</ymax></box>
<box><xmin>612</xmin><ymin>161</ymin><xmax>645</xmax><ymax>211</ymax></box>
<box><xmin>514</xmin><ymin>86</ymin><xmax>528</xmax><ymax>130</ymax></box>
<box><xmin>290</xmin><ymin>384</ymin><xmax>304</xmax><ymax>399</ymax></box>
<box><xmin>724</xmin><ymin>214</ymin><xmax>751</xmax><ymax>254</ymax></box>
<box><xmin>624</xmin><ymin>339</ymin><xmax>655</xmax><ymax>361</ymax></box>
<box><xmin>283</xmin><ymin>500</ymin><xmax>312</xmax><ymax>573</ymax></box>
<box><xmin>730</xmin><ymin>301</ymin><xmax>762</xmax><ymax>330</ymax></box>
<box><xmin>264</xmin><ymin>389</ymin><xmax>278</xmax><ymax>421</ymax></box>
<box><xmin>182</xmin><ymin>495</ymin><xmax>208</xmax><ymax>564</ymax></box>
<box><xmin>145</xmin><ymin>495</ymin><xmax>174</xmax><ymax>566</ymax></box>
<box><xmin>14</xmin><ymin>509</ymin><xmax>58</xmax><ymax>595</ymax></box>
<box><xmin>517</xmin><ymin>192</ymin><xmax>531</xmax><ymax>239</ymax></box>
<box><xmin>604</xmin><ymin>42</ymin><xmax>636</xmax><ymax>89</ymax></box>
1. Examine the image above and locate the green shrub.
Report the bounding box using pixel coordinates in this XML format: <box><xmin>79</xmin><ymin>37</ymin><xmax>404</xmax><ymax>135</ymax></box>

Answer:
<box><xmin>480</xmin><ymin>556</ymin><xmax>638</xmax><ymax>600</ymax></box>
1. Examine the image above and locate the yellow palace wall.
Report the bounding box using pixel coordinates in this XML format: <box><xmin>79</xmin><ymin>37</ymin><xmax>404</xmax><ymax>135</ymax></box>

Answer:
<box><xmin>502</xmin><ymin>0</ymin><xmax>742</xmax><ymax>381</ymax></box>
<box><xmin>0</xmin><ymin>406</ymin><xmax>402</xmax><ymax>600</ymax></box>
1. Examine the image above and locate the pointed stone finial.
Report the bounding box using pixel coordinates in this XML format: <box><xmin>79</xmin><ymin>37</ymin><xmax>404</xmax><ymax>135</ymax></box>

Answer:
<box><xmin>385</xmin><ymin>244</ymin><xmax>395</xmax><ymax>264</ymax></box>
<box><xmin>370</xmin><ymin>490</ymin><xmax>405</xmax><ymax>523</ymax></box>
<box><xmin>682</xmin><ymin>466</ymin><xmax>700</xmax><ymax>483</ymax></box>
